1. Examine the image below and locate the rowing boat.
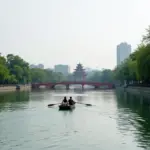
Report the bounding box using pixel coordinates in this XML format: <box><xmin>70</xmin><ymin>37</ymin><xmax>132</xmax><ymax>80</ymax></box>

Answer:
<box><xmin>59</xmin><ymin>104</ymin><xmax>75</xmax><ymax>111</ymax></box>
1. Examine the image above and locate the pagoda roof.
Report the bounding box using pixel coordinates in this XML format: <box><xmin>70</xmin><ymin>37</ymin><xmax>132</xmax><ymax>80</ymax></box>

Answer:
<box><xmin>74</xmin><ymin>63</ymin><xmax>85</xmax><ymax>69</ymax></box>
<box><xmin>76</xmin><ymin>62</ymin><xmax>83</xmax><ymax>66</ymax></box>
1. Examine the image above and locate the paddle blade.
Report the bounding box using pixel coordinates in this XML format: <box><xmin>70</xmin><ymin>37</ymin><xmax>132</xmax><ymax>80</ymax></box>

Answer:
<box><xmin>48</xmin><ymin>104</ymin><xmax>56</xmax><ymax>107</ymax></box>
<box><xmin>76</xmin><ymin>102</ymin><xmax>92</xmax><ymax>106</ymax></box>
<box><xmin>48</xmin><ymin>103</ymin><xmax>61</xmax><ymax>107</ymax></box>
<box><xmin>86</xmin><ymin>104</ymin><xmax>92</xmax><ymax>106</ymax></box>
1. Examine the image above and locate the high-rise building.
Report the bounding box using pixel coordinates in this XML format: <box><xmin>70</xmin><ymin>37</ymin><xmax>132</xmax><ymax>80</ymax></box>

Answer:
<box><xmin>117</xmin><ymin>42</ymin><xmax>131</xmax><ymax>65</ymax></box>
<box><xmin>54</xmin><ymin>64</ymin><xmax>70</xmax><ymax>76</ymax></box>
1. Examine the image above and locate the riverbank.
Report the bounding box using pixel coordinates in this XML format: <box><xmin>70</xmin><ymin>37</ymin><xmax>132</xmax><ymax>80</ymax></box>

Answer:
<box><xmin>0</xmin><ymin>85</ymin><xmax>31</xmax><ymax>93</ymax></box>
<box><xmin>116</xmin><ymin>86</ymin><xmax>150</xmax><ymax>98</ymax></box>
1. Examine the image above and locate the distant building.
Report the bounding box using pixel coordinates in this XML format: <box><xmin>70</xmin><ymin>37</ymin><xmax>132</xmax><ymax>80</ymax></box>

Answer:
<box><xmin>117</xmin><ymin>42</ymin><xmax>131</xmax><ymax>66</ymax></box>
<box><xmin>37</xmin><ymin>64</ymin><xmax>44</xmax><ymax>69</ymax></box>
<box><xmin>54</xmin><ymin>64</ymin><xmax>70</xmax><ymax>76</ymax></box>
<box><xmin>30</xmin><ymin>64</ymin><xmax>37</xmax><ymax>68</ymax></box>
<box><xmin>30</xmin><ymin>64</ymin><xmax>44</xmax><ymax>69</ymax></box>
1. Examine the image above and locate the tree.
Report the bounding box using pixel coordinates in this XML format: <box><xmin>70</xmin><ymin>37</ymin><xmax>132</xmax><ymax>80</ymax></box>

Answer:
<box><xmin>52</xmin><ymin>72</ymin><xmax>66</xmax><ymax>82</ymax></box>
<box><xmin>30</xmin><ymin>68</ymin><xmax>46</xmax><ymax>83</ymax></box>
<box><xmin>136</xmin><ymin>44</ymin><xmax>150</xmax><ymax>82</ymax></box>
<box><xmin>100</xmin><ymin>69</ymin><xmax>114</xmax><ymax>83</ymax></box>
<box><xmin>143</xmin><ymin>25</ymin><xmax>150</xmax><ymax>44</ymax></box>
<box><xmin>7</xmin><ymin>75</ymin><xmax>17</xmax><ymax>84</ymax></box>
<box><xmin>30</xmin><ymin>68</ymin><xmax>66</xmax><ymax>83</ymax></box>
<box><xmin>0</xmin><ymin>56</ymin><xmax>7</xmax><ymax>65</ymax></box>
<box><xmin>87</xmin><ymin>71</ymin><xmax>102</xmax><ymax>82</ymax></box>
<box><xmin>114</xmin><ymin>25</ymin><xmax>150</xmax><ymax>85</ymax></box>
<box><xmin>0</xmin><ymin>64</ymin><xmax>10</xmax><ymax>84</ymax></box>
<box><xmin>0</xmin><ymin>56</ymin><xmax>10</xmax><ymax>84</ymax></box>
<box><xmin>6</xmin><ymin>54</ymin><xmax>30</xmax><ymax>84</ymax></box>
<box><xmin>87</xmin><ymin>69</ymin><xmax>114</xmax><ymax>83</ymax></box>
<box><xmin>127</xmin><ymin>58</ymin><xmax>137</xmax><ymax>81</ymax></box>
<box><xmin>114</xmin><ymin>59</ymin><xmax>133</xmax><ymax>84</ymax></box>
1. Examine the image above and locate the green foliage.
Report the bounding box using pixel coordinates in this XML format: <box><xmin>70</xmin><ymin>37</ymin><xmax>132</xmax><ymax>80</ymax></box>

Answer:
<box><xmin>100</xmin><ymin>69</ymin><xmax>114</xmax><ymax>82</ymax></box>
<box><xmin>0</xmin><ymin>54</ymin><xmax>30</xmax><ymax>84</ymax></box>
<box><xmin>0</xmin><ymin>56</ymin><xmax>7</xmax><ymax>65</ymax></box>
<box><xmin>7</xmin><ymin>75</ymin><xmax>18</xmax><ymax>84</ymax></box>
<box><xmin>114</xmin><ymin>25</ymin><xmax>150</xmax><ymax>84</ymax></box>
<box><xmin>0</xmin><ymin>53</ymin><xmax>67</xmax><ymax>84</ymax></box>
<box><xmin>142</xmin><ymin>25</ymin><xmax>150</xmax><ymax>44</ymax></box>
<box><xmin>30</xmin><ymin>68</ymin><xmax>66</xmax><ymax>83</ymax></box>
<box><xmin>0</xmin><ymin>56</ymin><xmax>10</xmax><ymax>84</ymax></box>
<box><xmin>6</xmin><ymin>54</ymin><xmax>31</xmax><ymax>84</ymax></box>
<box><xmin>136</xmin><ymin>44</ymin><xmax>150</xmax><ymax>81</ymax></box>
<box><xmin>114</xmin><ymin>53</ymin><xmax>140</xmax><ymax>83</ymax></box>
<box><xmin>30</xmin><ymin>68</ymin><xmax>45</xmax><ymax>83</ymax></box>
<box><xmin>87</xmin><ymin>69</ymin><xmax>114</xmax><ymax>83</ymax></box>
<box><xmin>87</xmin><ymin>71</ymin><xmax>101</xmax><ymax>82</ymax></box>
<box><xmin>0</xmin><ymin>64</ymin><xmax>10</xmax><ymax>83</ymax></box>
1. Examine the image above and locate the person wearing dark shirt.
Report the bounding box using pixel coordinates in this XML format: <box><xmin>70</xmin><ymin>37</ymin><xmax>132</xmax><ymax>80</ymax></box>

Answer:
<box><xmin>62</xmin><ymin>97</ymin><xmax>68</xmax><ymax>105</ymax></box>
<box><xmin>68</xmin><ymin>97</ymin><xmax>75</xmax><ymax>105</ymax></box>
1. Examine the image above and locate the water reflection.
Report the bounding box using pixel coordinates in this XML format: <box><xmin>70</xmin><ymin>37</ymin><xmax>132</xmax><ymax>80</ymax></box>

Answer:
<box><xmin>116</xmin><ymin>91</ymin><xmax>150</xmax><ymax>149</ymax></box>
<box><xmin>1</xmin><ymin>89</ymin><xmax>150</xmax><ymax>150</ymax></box>
<box><xmin>59</xmin><ymin>109</ymin><xmax>74</xmax><ymax>116</ymax></box>
<box><xmin>0</xmin><ymin>91</ymin><xmax>30</xmax><ymax>112</ymax></box>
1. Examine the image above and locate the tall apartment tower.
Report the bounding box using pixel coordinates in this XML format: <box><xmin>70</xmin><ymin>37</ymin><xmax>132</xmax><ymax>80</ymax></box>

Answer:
<box><xmin>117</xmin><ymin>42</ymin><xmax>131</xmax><ymax>65</ymax></box>
<box><xmin>54</xmin><ymin>64</ymin><xmax>70</xmax><ymax>76</ymax></box>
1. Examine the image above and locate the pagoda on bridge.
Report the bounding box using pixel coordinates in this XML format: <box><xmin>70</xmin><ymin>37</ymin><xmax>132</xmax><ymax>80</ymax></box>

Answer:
<box><xmin>73</xmin><ymin>63</ymin><xmax>86</xmax><ymax>81</ymax></box>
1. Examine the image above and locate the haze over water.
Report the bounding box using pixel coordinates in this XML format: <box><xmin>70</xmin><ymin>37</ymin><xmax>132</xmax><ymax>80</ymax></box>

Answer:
<box><xmin>0</xmin><ymin>89</ymin><xmax>150</xmax><ymax>150</ymax></box>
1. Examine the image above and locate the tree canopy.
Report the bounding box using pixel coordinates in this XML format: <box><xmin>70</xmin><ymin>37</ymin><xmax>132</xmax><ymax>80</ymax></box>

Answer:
<box><xmin>114</xmin><ymin>25</ymin><xmax>150</xmax><ymax>85</ymax></box>
<box><xmin>86</xmin><ymin>69</ymin><xmax>114</xmax><ymax>83</ymax></box>
<box><xmin>30</xmin><ymin>68</ymin><xmax>66</xmax><ymax>83</ymax></box>
<box><xmin>0</xmin><ymin>54</ymin><xmax>66</xmax><ymax>84</ymax></box>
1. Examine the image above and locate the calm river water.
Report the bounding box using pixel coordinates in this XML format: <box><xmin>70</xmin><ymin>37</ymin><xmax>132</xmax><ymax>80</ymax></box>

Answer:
<box><xmin>0</xmin><ymin>89</ymin><xmax>150</xmax><ymax>150</ymax></box>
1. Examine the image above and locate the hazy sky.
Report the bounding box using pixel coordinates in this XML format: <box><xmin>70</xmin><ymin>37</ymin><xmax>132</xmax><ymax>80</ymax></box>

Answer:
<box><xmin>0</xmin><ymin>0</ymin><xmax>150</xmax><ymax>71</ymax></box>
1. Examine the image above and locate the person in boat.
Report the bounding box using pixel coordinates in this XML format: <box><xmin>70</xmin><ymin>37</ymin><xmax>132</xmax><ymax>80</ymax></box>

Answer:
<box><xmin>62</xmin><ymin>96</ymin><xmax>68</xmax><ymax>105</ymax></box>
<box><xmin>68</xmin><ymin>97</ymin><xmax>75</xmax><ymax>105</ymax></box>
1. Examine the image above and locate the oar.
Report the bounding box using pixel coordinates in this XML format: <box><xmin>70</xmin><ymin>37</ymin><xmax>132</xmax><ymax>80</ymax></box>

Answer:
<box><xmin>48</xmin><ymin>103</ymin><xmax>60</xmax><ymax>107</ymax></box>
<box><xmin>75</xmin><ymin>102</ymin><xmax>93</xmax><ymax>106</ymax></box>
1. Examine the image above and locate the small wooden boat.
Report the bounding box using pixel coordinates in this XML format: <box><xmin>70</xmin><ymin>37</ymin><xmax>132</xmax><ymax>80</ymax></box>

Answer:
<box><xmin>59</xmin><ymin>104</ymin><xmax>75</xmax><ymax>111</ymax></box>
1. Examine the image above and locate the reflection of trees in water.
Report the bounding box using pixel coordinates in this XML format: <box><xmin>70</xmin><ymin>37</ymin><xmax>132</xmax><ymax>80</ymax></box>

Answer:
<box><xmin>116</xmin><ymin>91</ymin><xmax>150</xmax><ymax>149</ymax></box>
<box><xmin>0</xmin><ymin>91</ymin><xmax>30</xmax><ymax>112</ymax></box>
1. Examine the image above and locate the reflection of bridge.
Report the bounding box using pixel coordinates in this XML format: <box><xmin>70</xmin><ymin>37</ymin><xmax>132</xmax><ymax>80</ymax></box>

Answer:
<box><xmin>31</xmin><ymin>81</ymin><xmax>114</xmax><ymax>90</ymax></box>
